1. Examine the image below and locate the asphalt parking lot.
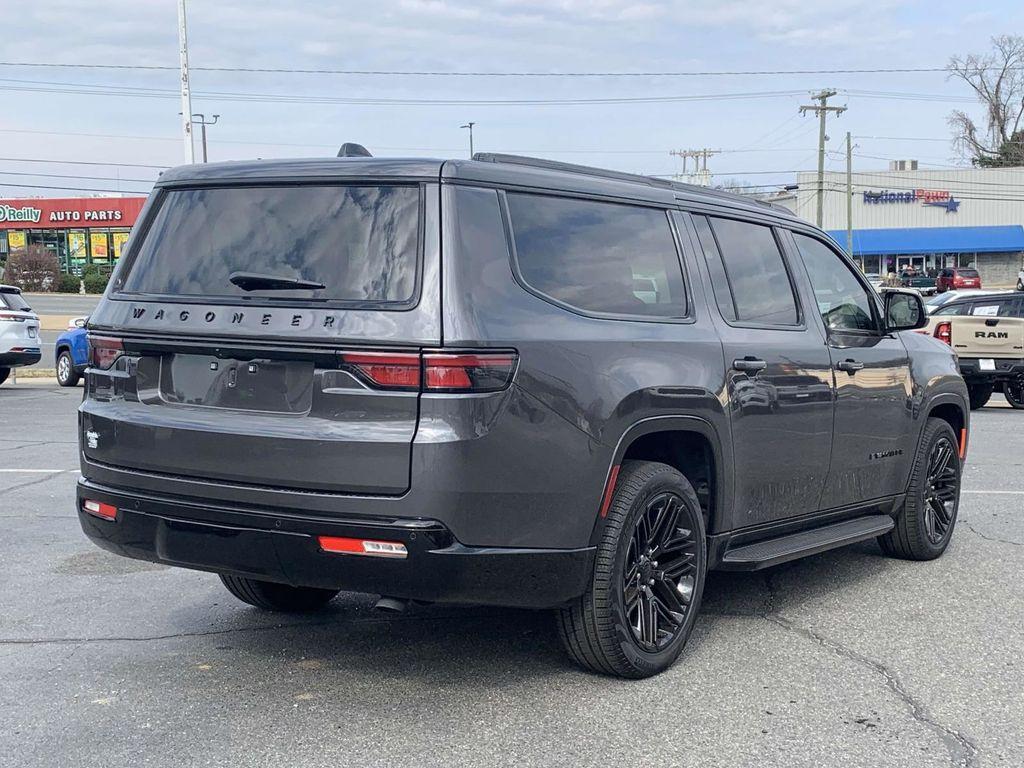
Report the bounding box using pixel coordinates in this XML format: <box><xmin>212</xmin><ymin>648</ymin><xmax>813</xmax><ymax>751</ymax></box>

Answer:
<box><xmin>2</xmin><ymin>382</ymin><xmax>1022</xmax><ymax>768</ymax></box>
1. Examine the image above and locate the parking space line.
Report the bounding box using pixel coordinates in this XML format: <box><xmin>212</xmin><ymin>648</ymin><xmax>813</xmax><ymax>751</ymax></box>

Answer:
<box><xmin>962</xmin><ymin>489</ymin><xmax>1024</xmax><ymax>495</ymax></box>
<box><xmin>0</xmin><ymin>469</ymin><xmax>79</xmax><ymax>474</ymax></box>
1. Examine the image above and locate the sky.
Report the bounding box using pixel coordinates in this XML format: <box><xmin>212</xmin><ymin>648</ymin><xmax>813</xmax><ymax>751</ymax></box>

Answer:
<box><xmin>1</xmin><ymin>0</ymin><xmax>1021</xmax><ymax>200</ymax></box>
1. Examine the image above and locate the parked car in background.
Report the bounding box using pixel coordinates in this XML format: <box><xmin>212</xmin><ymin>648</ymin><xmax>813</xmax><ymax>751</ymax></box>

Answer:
<box><xmin>55</xmin><ymin>317</ymin><xmax>88</xmax><ymax>387</ymax></box>
<box><xmin>900</xmin><ymin>269</ymin><xmax>937</xmax><ymax>296</ymax></box>
<box><xmin>76</xmin><ymin>152</ymin><xmax>968</xmax><ymax>678</ymax></box>
<box><xmin>922</xmin><ymin>293</ymin><xmax>1024</xmax><ymax>409</ymax></box>
<box><xmin>0</xmin><ymin>285</ymin><xmax>41</xmax><ymax>386</ymax></box>
<box><xmin>925</xmin><ymin>289</ymin><xmax>1015</xmax><ymax>314</ymax></box>
<box><xmin>936</xmin><ymin>267</ymin><xmax>982</xmax><ymax>293</ymax></box>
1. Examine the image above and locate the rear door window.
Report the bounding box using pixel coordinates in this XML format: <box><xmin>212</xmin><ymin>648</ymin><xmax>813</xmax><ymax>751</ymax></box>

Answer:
<box><xmin>505</xmin><ymin>193</ymin><xmax>686</xmax><ymax>319</ymax></box>
<box><xmin>970</xmin><ymin>298</ymin><xmax>1020</xmax><ymax>317</ymax></box>
<box><xmin>697</xmin><ymin>216</ymin><xmax>800</xmax><ymax>326</ymax></box>
<box><xmin>118</xmin><ymin>185</ymin><xmax>421</xmax><ymax>306</ymax></box>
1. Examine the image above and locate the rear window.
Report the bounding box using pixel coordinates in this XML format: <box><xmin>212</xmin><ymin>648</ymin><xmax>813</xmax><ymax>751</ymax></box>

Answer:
<box><xmin>119</xmin><ymin>185</ymin><xmax>420</xmax><ymax>306</ymax></box>
<box><xmin>958</xmin><ymin>269</ymin><xmax>980</xmax><ymax>278</ymax></box>
<box><xmin>505</xmin><ymin>193</ymin><xmax>686</xmax><ymax>318</ymax></box>
<box><xmin>0</xmin><ymin>290</ymin><xmax>30</xmax><ymax>311</ymax></box>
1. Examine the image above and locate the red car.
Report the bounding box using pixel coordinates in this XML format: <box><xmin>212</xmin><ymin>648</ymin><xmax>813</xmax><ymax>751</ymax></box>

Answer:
<box><xmin>936</xmin><ymin>267</ymin><xmax>982</xmax><ymax>293</ymax></box>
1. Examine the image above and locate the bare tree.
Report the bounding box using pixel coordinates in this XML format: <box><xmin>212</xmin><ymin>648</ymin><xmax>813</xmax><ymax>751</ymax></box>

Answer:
<box><xmin>947</xmin><ymin>35</ymin><xmax>1024</xmax><ymax>166</ymax></box>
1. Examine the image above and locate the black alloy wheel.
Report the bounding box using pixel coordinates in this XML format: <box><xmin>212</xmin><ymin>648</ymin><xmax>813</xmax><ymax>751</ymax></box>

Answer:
<box><xmin>879</xmin><ymin>417</ymin><xmax>961</xmax><ymax>560</ymax></box>
<box><xmin>623</xmin><ymin>491</ymin><xmax>699</xmax><ymax>651</ymax></box>
<box><xmin>557</xmin><ymin>460</ymin><xmax>707</xmax><ymax>678</ymax></box>
<box><xmin>922</xmin><ymin>436</ymin><xmax>959</xmax><ymax>545</ymax></box>
<box><xmin>1004</xmin><ymin>379</ymin><xmax>1024</xmax><ymax>410</ymax></box>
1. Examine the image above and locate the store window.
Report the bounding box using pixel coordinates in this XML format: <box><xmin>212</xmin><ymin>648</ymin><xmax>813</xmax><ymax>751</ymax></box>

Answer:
<box><xmin>90</xmin><ymin>231</ymin><xmax>110</xmax><ymax>264</ymax></box>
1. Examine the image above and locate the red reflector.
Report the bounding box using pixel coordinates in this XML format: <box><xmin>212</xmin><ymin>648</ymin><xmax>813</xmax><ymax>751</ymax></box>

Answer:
<box><xmin>88</xmin><ymin>336</ymin><xmax>124</xmax><ymax>369</ymax></box>
<box><xmin>318</xmin><ymin>535</ymin><xmax>408</xmax><ymax>558</ymax></box>
<box><xmin>83</xmin><ymin>499</ymin><xmax>118</xmax><ymax>520</ymax></box>
<box><xmin>934</xmin><ymin>321</ymin><xmax>952</xmax><ymax>346</ymax></box>
<box><xmin>340</xmin><ymin>351</ymin><xmax>421</xmax><ymax>390</ymax></box>
<box><xmin>423</xmin><ymin>352</ymin><xmax>518</xmax><ymax>393</ymax></box>
<box><xmin>598</xmin><ymin>464</ymin><xmax>621</xmax><ymax>518</ymax></box>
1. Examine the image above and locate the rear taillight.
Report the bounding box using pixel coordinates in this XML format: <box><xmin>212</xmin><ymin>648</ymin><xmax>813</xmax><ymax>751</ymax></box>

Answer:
<box><xmin>82</xmin><ymin>499</ymin><xmax>118</xmax><ymax>520</ymax></box>
<box><xmin>339</xmin><ymin>350</ymin><xmax>518</xmax><ymax>393</ymax></box>
<box><xmin>934</xmin><ymin>321</ymin><xmax>952</xmax><ymax>345</ymax></box>
<box><xmin>0</xmin><ymin>312</ymin><xmax>27</xmax><ymax>322</ymax></box>
<box><xmin>88</xmin><ymin>336</ymin><xmax>124</xmax><ymax>369</ymax></box>
<box><xmin>423</xmin><ymin>352</ymin><xmax>518</xmax><ymax>393</ymax></box>
<box><xmin>340</xmin><ymin>351</ymin><xmax>421</xmax><ymax>390</ymax></box>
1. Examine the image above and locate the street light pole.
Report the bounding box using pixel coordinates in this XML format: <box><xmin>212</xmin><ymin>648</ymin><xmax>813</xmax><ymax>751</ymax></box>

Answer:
<box><xmin>177</xmin><ymin>0</ymin><xmax>195</xmax><ymax>163</ymax></box>
<box><xmin>460</xmin><ymin>122</ymin><xmax>475</xmax><ymax>158</ymax></box>
<box><xmin>192</xmin><ymin>113</ymin><xmax>220</xmax><ymax>162</ymax></box>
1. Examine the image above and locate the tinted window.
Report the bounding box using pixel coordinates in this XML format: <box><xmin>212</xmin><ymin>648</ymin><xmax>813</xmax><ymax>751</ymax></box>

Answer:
<box><xmin>506</xmin><ymin>194</ymin><xmax>686</xmax><ymax>318</ymax></box>
<box><xmin>120</xmin><ymin>185</ymin><xmax>420</xmax><ymax>305</ymax></box>
<box><xmin>706</xmin><ymin>217</ymin><xmax>798</xmax><ymax>325</ymax></box>
<box><xmin>934</xmin><ymin>303</ymin><xmax>968</xmax><ymax>316</ymax></box>
<box><xmin>793</xmin><ymin>233</ymin><xmax>876</xmax><ymax>332</ymax></box>
<box><xmin>0</xmin><ymin>291</ymin><xmax>30</xmax><ymax>311</ymax></box>
<box><xmin>958</xmin><ymin>268</ymin><xmax>980</xmax><ymax>278</ymax></box>
<box><xmin>970</xmin><ymin>298</ymin><xmax>1019</xmax><ymax>317</ymax></box>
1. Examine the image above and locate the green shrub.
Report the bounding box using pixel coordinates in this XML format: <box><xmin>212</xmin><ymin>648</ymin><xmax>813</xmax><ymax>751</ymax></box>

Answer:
<box><xmin>83</xmin><ymin>272</ymin><xmax>110</xmax><ymax>294</ymax></box>
<box><xmin>57</xmin><ymin>273</ymin><xmax>81</xmax><ymax>293</ymax></box>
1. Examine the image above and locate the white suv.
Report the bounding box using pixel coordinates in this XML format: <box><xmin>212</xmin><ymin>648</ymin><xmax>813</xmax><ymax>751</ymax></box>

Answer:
<box><xmin>0</xmin><ymin>285</ymin><xmax>41</xmax><ymax>386</ymax></box>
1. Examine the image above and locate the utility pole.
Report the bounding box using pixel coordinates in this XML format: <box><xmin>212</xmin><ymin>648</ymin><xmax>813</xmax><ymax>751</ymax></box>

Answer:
<box><xmin>177</xmin><ymin>0</ymin><xmax>195</xmax><ymax>163</ymax></box>
<box><xmin>799</xmin><ymin>89</ymin><xmax>846</xmax><ymax>228</ymax></box>
<box><xmin>192</xmin><ymin>113</ymin><xmax>220</xmax><ymax>162</ymax></box>
<box><xmin>845</xmin><ymin>131</ymin><xmax>855</xmax><ymax>264</ymax></box>
<box><xmin>670</xmin><ymin>148</ymin><xmax>718</xmax><ymax>186</ymax></box>
<box><xmin>460</xmin><ymin>122</ymin><xmax>475</xmax><ymax>158</ymax></box>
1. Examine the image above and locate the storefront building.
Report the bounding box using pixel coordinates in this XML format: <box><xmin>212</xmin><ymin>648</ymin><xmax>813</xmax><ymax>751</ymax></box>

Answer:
<box><xmin>0</xmin><ymin>197</ymin><xmax>147</xmax><ymax>275</ymax></box>
<box><xmin>778</xmin><ymin>165</ymin><xmax>1024</xmax><ymax>284</ymax></box>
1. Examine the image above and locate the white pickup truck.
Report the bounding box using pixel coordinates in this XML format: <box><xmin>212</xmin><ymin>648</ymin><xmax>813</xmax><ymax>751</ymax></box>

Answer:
<box><xmin>925</xmin><ymin>312</ymin><xmax>1024</xmax><ymax>409</ymax></box>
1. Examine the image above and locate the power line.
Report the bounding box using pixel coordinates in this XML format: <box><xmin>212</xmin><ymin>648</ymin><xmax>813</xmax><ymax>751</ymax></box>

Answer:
<box><xmin>0</xmin><ymin>156</ymin><xmax>169</xmax><ymax>169</ymax></box>
<box><xmin>0</xmin><ymin>181</ymin><xmax>151</xmax><ymax>194</ymax></box>
<box><xmin>1</xmin><ymin>61</ymin><xmax>1022</xmax><ymax>76</ymax></box>
<box><xmin>0</xmin><ymin>170</ymin><xmax>156</xmax><ymax>184</ymax></box>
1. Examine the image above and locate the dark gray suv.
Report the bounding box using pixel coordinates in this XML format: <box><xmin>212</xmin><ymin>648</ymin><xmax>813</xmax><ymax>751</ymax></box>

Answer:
<box><xmin>77</xmin><ymin>153</ymin><xmax>969</xmax><ymax>677</ymax></box>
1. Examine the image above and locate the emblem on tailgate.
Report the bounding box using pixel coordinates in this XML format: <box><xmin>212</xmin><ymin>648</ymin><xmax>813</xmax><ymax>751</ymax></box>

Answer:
<box><xmin>975</xmin><ymin>331</ymin><xmax>1009</xmax><ymax>339</ymax></box>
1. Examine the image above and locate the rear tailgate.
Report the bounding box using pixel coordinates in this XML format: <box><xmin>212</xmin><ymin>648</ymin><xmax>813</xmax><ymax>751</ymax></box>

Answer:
<box><xmin>82</xmin><ymin>180</ymin><xmax>440</xmax><ymax>497</ymax></box>
<box><xmin>950</xmin><ymin>316</ymin><xmax>1024</xmax><ymax>358</ymax></box>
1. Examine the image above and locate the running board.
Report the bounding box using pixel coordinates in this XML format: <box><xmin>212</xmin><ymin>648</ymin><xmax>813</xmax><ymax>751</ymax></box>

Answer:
<box><xmin>718</xmin><ymin>515</ymin><xmax>895</xmax><ymax>571</ymax></box>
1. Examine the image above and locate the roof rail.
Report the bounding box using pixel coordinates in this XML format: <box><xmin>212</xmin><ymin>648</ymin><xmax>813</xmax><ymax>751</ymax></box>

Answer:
<box><xmin>472</xmin><ymin>152</ymin><xmax>675</xmax><ymax>190</ymax></box>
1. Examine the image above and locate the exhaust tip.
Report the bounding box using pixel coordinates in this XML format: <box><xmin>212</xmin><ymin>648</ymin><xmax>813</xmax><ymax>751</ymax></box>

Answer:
<box><xmin>373</xmin><ymin>597</ymin><xmax>408</xmax><ymax>614</ymax></box>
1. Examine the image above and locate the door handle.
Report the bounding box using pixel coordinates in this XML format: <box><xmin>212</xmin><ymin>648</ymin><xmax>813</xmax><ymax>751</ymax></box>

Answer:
<box><xmin>836</xmin><ymin>359</ymin><xmax>864</xmax><ymax>374</ymax></box>
<box><xmin>733</xmin><ymin>357</ymin><xmax>767</xmax><ymax>374</ymax></box>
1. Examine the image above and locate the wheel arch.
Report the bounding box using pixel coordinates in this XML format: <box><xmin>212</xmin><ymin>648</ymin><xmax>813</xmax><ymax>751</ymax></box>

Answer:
<box><xmin>921</xmin><ymin>392</ymin><xmax>969</xmax><ymax>464</ymax></box>
<box><xmin>54</xmin><ymin>343</ymin><xmax>70</xmax><ymax>365</ymax></box>
<box><xmin>590</xmin><ymin>416</ymin><xmax>730</xmax><ymax>546</ymax></box>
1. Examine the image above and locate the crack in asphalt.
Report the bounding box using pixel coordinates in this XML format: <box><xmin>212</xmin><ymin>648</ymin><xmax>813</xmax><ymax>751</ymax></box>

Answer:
<box><xmin>960</xmin><ymin>519</ymin><xmax>1022</xmax><ymax>547</ymax></box>
<box><xmin>1</xmin><ymin>471</ymin><xmax>68</xmax><ymax>495</ymax></box>
<box><xmin>760</xmin><ymin>572</ymin><xmax>979</xmax><ymax>768</ymax></box>
<box><xmin>0</xmin><ymin>609</ymin><xmax>509</xmax><ymax>647</ymax></box>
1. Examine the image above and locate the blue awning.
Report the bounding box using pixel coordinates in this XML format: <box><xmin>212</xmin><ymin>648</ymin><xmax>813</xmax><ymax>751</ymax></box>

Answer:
<box><xmin>825</xmin><ymin>225</ymin><xmax>1024</xmax><ymax>256</ymax></box>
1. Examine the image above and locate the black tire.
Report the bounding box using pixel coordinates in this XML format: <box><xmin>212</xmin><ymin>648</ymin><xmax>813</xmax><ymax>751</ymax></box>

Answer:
<box><xmin>1003</xmin><ymin>380</ymin><xmax>1024</xmax><ymax>409</ymax></box>
<box><xmin>878</xmin><ymin>418</ymin><xmax>961</xmax><ymax>560</ymax></box>
<box><xmin>0</xmin><ymin>367</ymin><xmax>9</xmax><ymax>386</ymax></box>
<box><xmin>219</xmin><ymin>575</ymin><xmax>339</xmax><ymax>612</ymax></box>
<box><xmin>1016</xmin><ymin>279</ymin><xmax>1023</xmax><ymax>292</ymax></box>
<box><xmin>56</xmin><ymin>350</ymin><xmax>80</xmax><ymax>387</ymax></box>
<box><xmin>967</xmin><ymin>382</ymin><xmax>993</xmax><ymax>410</ymax></box>
<box><xmin>557</xmin><ymin>460</ymin><xmax>706</xmax><ymax>678</ymax></box>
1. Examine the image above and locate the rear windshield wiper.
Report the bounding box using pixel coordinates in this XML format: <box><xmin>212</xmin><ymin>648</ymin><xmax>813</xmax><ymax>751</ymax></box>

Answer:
<box><xmin>229</xmin><ymin>271</ymin><xmax>326</xmax><ymax>292</ymax></box>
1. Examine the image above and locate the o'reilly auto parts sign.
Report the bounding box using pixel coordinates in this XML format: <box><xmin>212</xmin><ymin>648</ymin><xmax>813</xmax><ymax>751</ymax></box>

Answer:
<box><xmin>0</xmin><ymin>204</ymin><xmax>42</xmax><ymax>224</ymax></box>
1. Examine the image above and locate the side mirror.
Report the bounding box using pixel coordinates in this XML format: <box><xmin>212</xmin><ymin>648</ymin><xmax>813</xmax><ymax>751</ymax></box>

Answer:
<box><xmin>74</xmin><ymin>317</ymin><xmax>88</xmax><ymax>329</ymax></box>
<box><xmin>884</xmin><ymin>289</ymin><xmax>927</xmax><ymax>332</ymax></box>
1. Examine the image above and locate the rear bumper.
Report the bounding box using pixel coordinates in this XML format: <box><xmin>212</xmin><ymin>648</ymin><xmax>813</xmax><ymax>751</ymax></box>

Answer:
<box><xmin>0</xmin><ymin>349</ymin><xmax>42</xmax><ymax>367</ymax></box>
<box><xmin>76</xmin><ymin>478</ymin><xmax>595</xmax><ymax>609</ymax></box>
<box><xmin>959</xmin><ymin>358</ymin><xmax>1024</xmax><ymax>382</ymax></box>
